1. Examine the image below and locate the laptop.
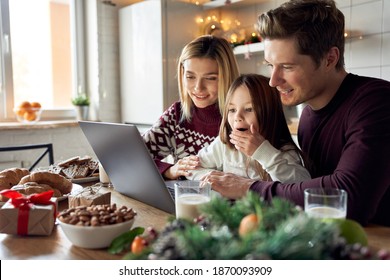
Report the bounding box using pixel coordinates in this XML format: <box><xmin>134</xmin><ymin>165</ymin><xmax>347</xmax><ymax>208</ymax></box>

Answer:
<box><xmin>78</xmin><ymin>121</ymin><xmax>177</xmax><ymax>214</ymax></box>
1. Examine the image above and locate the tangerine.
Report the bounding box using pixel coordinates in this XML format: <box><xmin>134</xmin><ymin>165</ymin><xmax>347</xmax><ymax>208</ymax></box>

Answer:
<box><xmin>131</xmin><ymin>236</ymin><xmax>147</xmax><ymax>254</ymax></box>
<box><xmin>15</xmin><ymin>108</ymin><xmax>25</xmax><ymax>117</ymax></box>
<box><xmin>18</xmin><ymin>101</ymin><xmax>31</xmax><ymax>109</ymax></box>
<box><xmin>238</xmin><ymin>213</ymin><xmax>260</xmax><ymax>237</ymax></box>
<box><xmin>31</xmin><ymin>102</ymin><xmax>42</xmax><ymax>109</ymax></box>
<box><xmin>24</xmin><ymin>110</ymin><xmax>37</xmax><ymax>121</ymax></box>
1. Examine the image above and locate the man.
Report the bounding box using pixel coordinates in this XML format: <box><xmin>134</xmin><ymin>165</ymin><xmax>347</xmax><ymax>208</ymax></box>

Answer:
<box><xmin>202</xmin><ymin>0</ymin><xmax>390</xmax><ymax>226</ymax></box>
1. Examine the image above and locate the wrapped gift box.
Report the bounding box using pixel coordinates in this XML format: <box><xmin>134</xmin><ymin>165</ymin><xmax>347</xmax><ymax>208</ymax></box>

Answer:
<box><xmin>0</xmin><ymin>191</ymin><xmax>57</xmax><ymax>236</ymax></box>
<box><xmin>68</xmin><ymin>185</ymin><xmax>111</xmax><ymax>208</ymax></box>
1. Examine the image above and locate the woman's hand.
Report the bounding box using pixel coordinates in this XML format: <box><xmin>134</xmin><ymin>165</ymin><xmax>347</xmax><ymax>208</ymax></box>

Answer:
<box><xmin>201</xmin><ymin>170</ymin><xmax>255</xmax><ymax>199</ymax></box>
<box><xmin>163</xmin><ymin>155</ymin><xmax>200</xmax><ymax>180</ymax></box>
<box><xmin>229</xmin><ymin>124</ymin><xmax>265</xmax><ymax>157</ymax></box>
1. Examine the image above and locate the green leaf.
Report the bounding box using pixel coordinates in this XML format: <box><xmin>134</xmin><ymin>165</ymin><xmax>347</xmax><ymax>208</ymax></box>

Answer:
<box><xmin>107</xmin><ymin>227</ymin><xmax>145</xmax><ymax>254</ymax></box>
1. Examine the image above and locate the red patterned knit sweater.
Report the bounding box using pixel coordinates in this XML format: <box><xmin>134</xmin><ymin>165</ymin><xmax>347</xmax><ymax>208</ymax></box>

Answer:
<box><xmin>142</xmin><ymin>101</ymin><xmax>221</xmax><ymax>177</ymax></box>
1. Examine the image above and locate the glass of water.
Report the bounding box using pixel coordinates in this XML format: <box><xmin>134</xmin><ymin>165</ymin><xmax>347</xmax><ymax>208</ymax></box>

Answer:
<box><xmin>304</xmin><ymin>188</ymin><xmax>347</xmax><ymax>219</ymax></box>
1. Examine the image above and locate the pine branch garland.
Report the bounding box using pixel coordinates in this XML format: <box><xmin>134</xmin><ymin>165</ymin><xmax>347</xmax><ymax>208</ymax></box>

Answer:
<box><xmin>118</xmin><ymin>192</ymin><xmax>389</xmax><ymax>260</ymax></box>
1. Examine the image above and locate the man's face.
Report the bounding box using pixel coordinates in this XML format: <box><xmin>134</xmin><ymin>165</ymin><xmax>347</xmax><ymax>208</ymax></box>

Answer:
<box><xmin>264</xmin><ymin>38</ymin><xmax>330</xmax><ymax>110</ymax></box>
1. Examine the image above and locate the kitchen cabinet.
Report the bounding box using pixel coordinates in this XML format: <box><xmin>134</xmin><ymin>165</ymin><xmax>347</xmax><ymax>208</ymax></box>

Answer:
<box><xmin>119</xmin><ymin>0</ymin><xmax>202</xmax><ymax>125</ymax></box>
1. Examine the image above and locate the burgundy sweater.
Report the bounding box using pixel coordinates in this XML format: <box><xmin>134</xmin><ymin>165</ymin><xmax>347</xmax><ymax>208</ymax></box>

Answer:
<box><xmin>250</xmin><ymin>74</ymin><xmax>390</xmax><ymax>226</ymax></box>
<box><xmin>143</xmin><ymin>101</ymin><xmax>221</xmax><ymax>176</ymax></box>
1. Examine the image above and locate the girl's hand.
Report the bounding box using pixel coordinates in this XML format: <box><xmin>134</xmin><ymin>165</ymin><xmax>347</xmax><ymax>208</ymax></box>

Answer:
<box><xmin>229</xmin><ymin>124</ymin><xmax>265</xmax><ymax>157</ymax></box>
<box><xmin>163</xmin><ymin>155</ymin><xmax>200</xmax><ymax>179</ymax></box>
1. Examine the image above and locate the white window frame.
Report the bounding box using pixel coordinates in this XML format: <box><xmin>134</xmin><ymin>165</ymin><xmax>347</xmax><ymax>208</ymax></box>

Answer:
<box><xmin>0</xmin><ymin>0</ymin><xmax>87</xmax><ymax>122</ymax></box>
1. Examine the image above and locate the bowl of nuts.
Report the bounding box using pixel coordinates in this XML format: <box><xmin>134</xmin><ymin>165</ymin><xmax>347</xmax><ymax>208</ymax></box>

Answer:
<box><xmin>57</xmin><ymin>204</ymin><xmax>136</xmax><ymax>249</ymax></box>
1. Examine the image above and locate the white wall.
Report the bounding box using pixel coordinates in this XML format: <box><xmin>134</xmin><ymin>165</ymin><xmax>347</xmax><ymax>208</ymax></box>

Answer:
<box><xmin>342</xmin><ymin>0</ymin><xmax>390</xmax><ymax>81</ymax></box>
<box><xmin>0</xmin><ymin>125</ymin><xmax>96</xmax><ymax>170</ymax></box>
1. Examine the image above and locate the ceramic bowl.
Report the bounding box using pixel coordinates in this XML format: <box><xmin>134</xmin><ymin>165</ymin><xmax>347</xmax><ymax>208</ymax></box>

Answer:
<box><xmin>57</xmin><ymin>218</ymin><xmax>135</xmax><ymax>249</ymax></box>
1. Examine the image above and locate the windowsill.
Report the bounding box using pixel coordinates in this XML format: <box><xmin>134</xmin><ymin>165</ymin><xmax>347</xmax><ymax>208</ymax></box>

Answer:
<box><xmin>0</xmin><ymin>120</ymin><xmax>80</xmax><ymax>130</ymax></box>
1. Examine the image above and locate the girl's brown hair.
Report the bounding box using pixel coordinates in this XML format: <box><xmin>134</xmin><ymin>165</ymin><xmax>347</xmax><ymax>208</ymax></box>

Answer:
<box><xmin>220</xmin><ymin>74</ymin><xmax>305</xmax><ymax>179</ymax></box>
<box><xmin>220</xmin><ymin>74</ymin><xmax>295</xmax><ymax>150</ymax></box>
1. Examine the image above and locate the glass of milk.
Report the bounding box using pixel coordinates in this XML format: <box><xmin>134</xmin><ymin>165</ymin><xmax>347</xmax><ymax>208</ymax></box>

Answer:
<box><xmin>304</xmin><ymin>188</ymin><xmax>347</xmax><ymax>219</ymax></box>
<box><xmin>174</xmin><ymin>181</ymin><xmax>211</xmax><ymax>220</ymax></box>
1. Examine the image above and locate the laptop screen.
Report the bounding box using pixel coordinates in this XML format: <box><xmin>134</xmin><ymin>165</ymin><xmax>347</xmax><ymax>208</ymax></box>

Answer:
<box><xmin>78</xmin><ymin>121</ymin><xmax>175</xmax><ymax>214</ymax></box>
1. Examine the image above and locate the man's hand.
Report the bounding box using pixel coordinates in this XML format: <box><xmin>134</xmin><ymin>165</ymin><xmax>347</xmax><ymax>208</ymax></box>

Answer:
<box><xmin>201</xmin><ymin>170</ymin><xmax>255</xmax><ymax>199</ymax></box>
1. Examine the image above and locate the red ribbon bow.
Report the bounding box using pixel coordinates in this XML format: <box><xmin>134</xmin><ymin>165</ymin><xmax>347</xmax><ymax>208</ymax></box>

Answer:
<box><xmin>0</xmin><ymin>190</ymin><xmax>56</xmax><ymax>235</ymax></box>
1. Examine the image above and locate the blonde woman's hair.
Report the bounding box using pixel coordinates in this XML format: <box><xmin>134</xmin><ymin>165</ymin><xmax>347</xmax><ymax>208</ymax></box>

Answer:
<box><xmin>177</xmin><ymin>35</ymin><xmax>240</xmax><ymax>122</ymax></box>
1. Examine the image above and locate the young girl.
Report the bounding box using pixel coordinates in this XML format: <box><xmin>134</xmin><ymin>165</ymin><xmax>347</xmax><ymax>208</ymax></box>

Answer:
<box><xmin>187</xmin><ymin>74</ymin><xmax>310</xmax><ymax>183</ymax></box>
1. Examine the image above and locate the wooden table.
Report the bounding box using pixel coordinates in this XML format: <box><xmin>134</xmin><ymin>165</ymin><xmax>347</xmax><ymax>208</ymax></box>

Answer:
<box><xmin>364</xmin><ymin>225</ymin><xmax>390</xmax><ymax>252</ymax></box>
<box><xmin>1</xmin><ymin>187</ymin><xmax>389</xmax><ymax>260</ymax></box>
<box><xmin>0</xmin><ymin>187</ymin><xmax>172</xmax><ymax>260</ymax></box>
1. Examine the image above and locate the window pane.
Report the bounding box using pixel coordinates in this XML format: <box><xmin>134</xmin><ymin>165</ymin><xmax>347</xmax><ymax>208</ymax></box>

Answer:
<box><xmin>9</xmin><ymin>0</ymin><xmax>72</xmax><ymax>108</ymax></box>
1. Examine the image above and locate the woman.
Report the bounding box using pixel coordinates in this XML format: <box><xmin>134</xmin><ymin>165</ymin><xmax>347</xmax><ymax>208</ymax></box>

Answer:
<box><xmin>143</xmin><ymin>35</ymin><xmax>240</xmax><ymax>180</ymax></box>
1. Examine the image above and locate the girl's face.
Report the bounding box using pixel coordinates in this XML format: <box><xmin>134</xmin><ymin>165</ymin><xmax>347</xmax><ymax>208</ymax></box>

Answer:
<box><xmin>183</xmin><ymin>58</ymin><xmax>219</xmax><ymax>108</ymax></box>
<box><xmin>227</xmin><ymin>85</ymin><xmax>259</xmax><ymax>132</ymax></box>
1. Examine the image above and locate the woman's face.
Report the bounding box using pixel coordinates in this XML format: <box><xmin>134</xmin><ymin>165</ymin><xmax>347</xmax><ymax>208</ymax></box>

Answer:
<box><xmin>227</xmin><ymin>85</ymin><xmax>259</xmax><ymax>132</ymax></box>
<box><xmin>182</xmin><ymin>57</ymin><xmax>219</xmax><ymax>108</ymax></box>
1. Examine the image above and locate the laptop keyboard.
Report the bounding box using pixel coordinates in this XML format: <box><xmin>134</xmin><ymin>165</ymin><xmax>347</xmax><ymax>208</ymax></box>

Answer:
<box><xmin>166</xmin><ymin>185</ymin><xmax>175</xmax><ymax>201</ymax></box>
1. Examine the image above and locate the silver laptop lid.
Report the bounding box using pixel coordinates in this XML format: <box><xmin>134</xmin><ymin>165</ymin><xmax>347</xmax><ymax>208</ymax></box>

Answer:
<box><xmin>78</xmin><ymin>121</ymin><xmax>175</xmax><ymax>214</ymax></box>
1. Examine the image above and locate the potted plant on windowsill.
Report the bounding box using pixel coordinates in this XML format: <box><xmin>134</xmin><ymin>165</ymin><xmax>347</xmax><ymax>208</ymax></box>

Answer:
<box><xmin>72</xmin><ymin>94</ymin><xmax>90</xmax><ymax>120</ymax></box>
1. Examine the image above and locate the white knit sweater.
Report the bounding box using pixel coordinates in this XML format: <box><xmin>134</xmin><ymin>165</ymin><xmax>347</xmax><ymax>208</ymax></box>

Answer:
<box><xmin>187</xmin><ymin>136</ymin><xmax>311</xmax><ymax>183</ymax></box>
